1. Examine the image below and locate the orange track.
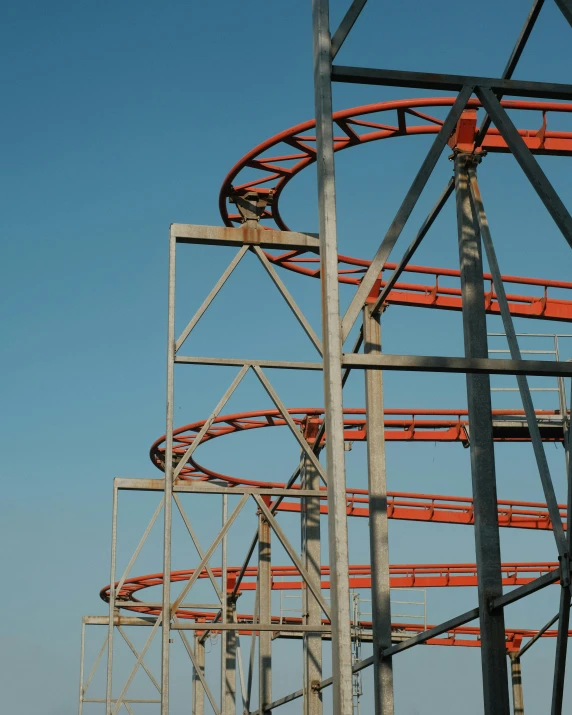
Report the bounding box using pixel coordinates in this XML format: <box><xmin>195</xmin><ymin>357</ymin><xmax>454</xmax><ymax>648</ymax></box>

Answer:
<box><xmin>275</xmin><ymin>489</ymin><xmax>566</xmax><ymax>532</ymax></box>
<box><xmin>219</xmin><ymin>97</ymin><xmax>572</xmax><ymax>322</ymax></box>
<box><xmin>101</xmin><ymin>565</ymin><xmax>567</xmax><ymax>651</ymax></box>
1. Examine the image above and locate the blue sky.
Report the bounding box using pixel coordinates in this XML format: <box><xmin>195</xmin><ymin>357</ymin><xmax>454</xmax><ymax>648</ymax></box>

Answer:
<box><xmin>2</xmin><ymin>1</ymin><xmax>572</xmax><ymax>713</ymax></box>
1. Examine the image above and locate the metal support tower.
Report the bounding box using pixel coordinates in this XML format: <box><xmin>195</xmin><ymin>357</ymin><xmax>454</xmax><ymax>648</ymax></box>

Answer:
<box><xmin>455</xmin><ymin>153</ymin><xmax>510</xmax><ymax>712</ymax></box>
<box><xmin>79</xmin><ymin>2</ymin><xmax>572</xmax><ymax>714</ymax></box>
<box><xmin>312</xmin><ymin>1</ymin><xmax>354</xmax><ymax>711</ymax></box>
<box><xmin>302</xmin><ymin>442</ymin><xmax>323</xmax><ymax>715</ymax></box>
<box><xmin>363</xmin><ymin>304</ymin><xmax>393</xmax><ymax>713</ymax></box>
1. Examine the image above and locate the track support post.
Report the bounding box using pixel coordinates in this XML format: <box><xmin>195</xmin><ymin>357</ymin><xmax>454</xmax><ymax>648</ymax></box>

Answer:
<box><xmin>454</xmin><ymin>152</ymin><xmax>510</xmax><ymax>714</ymax></box>
<box><xmin>224</xmin><ymin>592</ymin><xmax>237</xmax><ymax>715</ymax></box>
<box><xmin>509</xmin><ymin>653</ymin><xmax>524</xmax><ymax>715</ymax></box>
<box><xmin>258</xmin><ymin>497</ymin><xmax>272</xmax><ymax>714</ymax></box>
<box><xmin>192</xmin><ymin>632</ymin><xmax>205</xmax><ymax>715</ymax></box>
<box><xmin>301</xmin><ymin>437</ymin><xmax>323</xmax><ymax>715</ymax></box>
<box><xmin>363</xmin><ymin>303</ymin><xmax>394</xmax><ymax>714</ymax></box>
<box><xmin>312</xmin><ymin>0</ymin><xmax>354</xmax><ymax>711</ymax></box>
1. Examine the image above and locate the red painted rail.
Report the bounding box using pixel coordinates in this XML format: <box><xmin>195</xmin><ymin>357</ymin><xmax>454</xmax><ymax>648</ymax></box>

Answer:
<box><xmin>219</xmin><ymin>97</ymin><xmax>572</xmax><ymax>322</ymax></box>
<box><xmin>150</xmin><ymin>408</ymin><xmax>567</xmax><ymax>486</ymax></box>
<box><xmin>102</xmin><ymin>562</ymin><xmax>559</xmax><ymax>602</ymax></box>
<box><xmin>100</xmin><ymin>567</ymin><xmax>566</xmax><ymax>651</ymax></box>
<box><xmin>264</xmin><ymin>256</ymin><xmax>572</xmax><ymax>322</ymax></box>
<box><xmin>220</xmin><ymin>97</ymin><xmax>572</xmax><ymax>231</ymax></box>
<box><xmin>276</xmin><ymin>490</ymin><xmax>566</xmax><ymax>532</ymax></box>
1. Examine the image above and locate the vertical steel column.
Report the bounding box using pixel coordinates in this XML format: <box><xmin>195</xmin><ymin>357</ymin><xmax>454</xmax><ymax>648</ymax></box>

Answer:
<box><xmin>105</xmin><ymin>484</ymin><xmax>118</xmax><ymax>715</ymax></box>
<box><xmin>363</xmin><ymin>304</ymin><xmax>394</xmax><ymax>714</ymax></box>
<box><xmin>551</xmin><ymin>388</ymin><xmax>572</xmax><ymax>715</ymax></box>
<box><xmin>454</xmin><ymin>153</ymin><xmax>510</xmax><ymax>714</ymax></box>
<box><xmin>224</xmin><ymin>594</ymin><xmax>237</xmax><ymax>715</ymax></box>
<box><xmin>509</xmin><ymin>653</ymin><xmax>524</xmax><ymax>715</ymax></box>
<box><xmin>311</xmin><ymin>1</ymin><xmax>353</xmax><ymax>711</ymax></box>
<box><xmin>258</xmin><ymin>497</ymin><xmax>272</xmax><ymax>714</ymax></box>
<box><xmin>161</xmin><ymin>229</ymin><xmax>177</xmax><ymax>715</ymax></box>
<box><xmin>301</xmin><ymin>446</ymin><xmax>323</xmax><ymax>715</ymax></box>
<box><xmin>78</xmin><ymin>622</ymin><xmax>86</xmax><ymax>715</ymax></box>
<box><xmin>221</xmin><ymin>495</ymin><xmax>228</xmax><ymax>714</ymax></box>
<box><xmin>192</xmin><ymin>632</ymin><xmax>205</xmax><ymax>715</ymax></box>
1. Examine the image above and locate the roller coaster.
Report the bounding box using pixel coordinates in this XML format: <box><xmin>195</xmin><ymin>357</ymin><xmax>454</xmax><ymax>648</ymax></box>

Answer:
<box><xmin>80</xmin><ymin>4</ymin><xmax>572</xmax><ymax>715</ymax></box>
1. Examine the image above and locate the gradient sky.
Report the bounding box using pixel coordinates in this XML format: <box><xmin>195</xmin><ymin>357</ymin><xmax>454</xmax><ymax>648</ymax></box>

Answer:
<box><xmin>2</xmin><ymin>1</ymin><xmax>572</xmax><ymax>713</ymax></box>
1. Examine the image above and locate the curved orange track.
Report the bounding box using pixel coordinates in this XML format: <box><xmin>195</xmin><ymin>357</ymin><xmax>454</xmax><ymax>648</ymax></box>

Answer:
<box><xmin>219</xmin><ymin>97</ymin><xmax>572</xmax><ymax>322</ymax></box>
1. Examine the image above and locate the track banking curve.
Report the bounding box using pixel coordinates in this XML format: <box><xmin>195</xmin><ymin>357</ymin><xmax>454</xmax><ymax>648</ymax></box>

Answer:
<box><xmin>101</xmin><ymin>564</ymin><xmax>571</xmax><ymax>651</ymax></box>
<box><xmin>119</xmin><ymin>99</ymin><xmax>572</xmax><ymax>657</ymax></box>
<box><xmin>150</xmin><ymin>407</ymin><xmax>567</xmax><ymax>487</ymax></box>
<box><xmin>220</xmin><ymin>97</ymin><xmax>572</xmax><ymax>322</ymax></box>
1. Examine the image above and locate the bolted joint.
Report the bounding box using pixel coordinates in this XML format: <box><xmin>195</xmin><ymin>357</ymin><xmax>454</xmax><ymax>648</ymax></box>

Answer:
<box><xmin>449</xmin><ymin>150</ymin><xmax>483</xmax><ymax>169</ymax></box>
<box><xmin>558</xmin><ymin>551</ymin><xmax>571</xmax><ymax>588</ymax></box>
<box><xmin>310</xmin><ymin>679</ymin><xmax>321</xmax><ymax>693</ymax></box>
<box><xmin>229</xmin><ymin>188</ymin><xmax>273</xmax><ymax>226</ymax></box>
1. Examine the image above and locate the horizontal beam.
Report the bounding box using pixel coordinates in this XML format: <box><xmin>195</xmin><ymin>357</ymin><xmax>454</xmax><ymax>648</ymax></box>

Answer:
<box><xmin>171</xmin><ymin>223</ymin><xmax>320</xmax><ymax>251</ymax></box>
<box><xmin>83</xmin><ymin>700</ymin><xmax>161</xmax><ymax>704</ymax></box>
<box><xmin>381</xmin><ymin>607</ymin><xmax>480</xmax><ymax>657</ymax></box>
<box><xmin>331</xmin><ymin>66</ymin><xmax>572</xmax><ymax>100</ymax></box>
<box><xmin>342</xmin><ymin>353</ymin><xmax>572</xmax><ymax>377</ymax></box>
<box><xmin>176</xmin><ymin>354</ymin><xmax>572</xmax><ymax>377</ymax></box>
<box><xmin>114</xmin><ymin>478</ymin><xmax>323</xmax><ymax>496</ymax></box>
<box><xmin>174</xmin><ymin>356</ymin><xmax>322</xmax><ymax>370</ymax></box>
<box><xmin>83</xmin><ymin>615</ymin><xmax>330</xmax><ymax>633</ymax></box>
<box><xmin>83</xmin><ymin>616</ymin><xmax>157</xmax><ymax>626</ymax></box>
<box><xmin>171</xmin><ymin>622</ymin><xmax>331</xmax><ymax>632</ymax></box>
<box><xmin>330</xmin><ymin>0</ymin><xmax>368</xmax><ymax>59</ymax></box>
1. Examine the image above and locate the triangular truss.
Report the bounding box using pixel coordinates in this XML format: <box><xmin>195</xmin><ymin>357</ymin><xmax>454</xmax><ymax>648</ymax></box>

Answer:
<box><xmin>78</xmin><ymin>2</ymin><xmax>572</xmax><ymax>715</ymax></box>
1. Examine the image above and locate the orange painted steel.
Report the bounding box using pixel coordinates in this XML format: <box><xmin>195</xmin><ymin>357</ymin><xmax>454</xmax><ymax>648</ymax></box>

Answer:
<box><xmin>220</xmin><ymin>98</ymin><xmax>572</xmax><ymax>230</ymax></box>
<box><xmin>219</xmin><ymin>97</ymin><xmax>572</xmax><ymax>322</ymax></box>
<box><xmin>150</xmin><ymin>407</ymin><xmax>567</xmax><ymax>487</ymax></box>
<box><xmin>103</xmin><ymin>562</ymin><xmax>559</xmax><ymax>600</ymax></box>
<box><xmin>264</xmin><ymin>257</ymin><xmax>572</xmax><ymax>323</ymax></box>
<box><xmin>100</xmin><ymin>566</ymin><xmax>567</xmax><ymax>651</ymax></box>
<box><xmin>275</xmin><ymin>490</ymin><xmax>566</xmax><ymax>532</ymax></box>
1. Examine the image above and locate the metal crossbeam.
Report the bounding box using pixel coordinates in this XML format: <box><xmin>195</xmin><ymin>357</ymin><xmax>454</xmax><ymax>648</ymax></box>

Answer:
<box><xmin>475</xmin><ymin>0</ymin><xmax>546</xmax><ymax>146</ymax></box>
<box><xmin>342</xmin><ymin>353</ymin><xmax>572</xmax><ymax>377</ymax></box>
<box><xmin>370</xmin><ymin>178</ymin><xmax>454</xmax><ymax>317</ymax></box>
<box><xmin>253</xmin><ymin>494</ymin><xmax>332</xmax><ymax>621</ymax></box>
<box><xmin>331</xmin><ymin>66</ymin><xmax>572</xmax><ymax>99</ymax></box>
<box><xmin>171</xmin><ymin>495</ymin><xmax>249</xmax><ymax>612</ymax></box>
<box><xmin>476</xmin><ymin>87</ymin><xmax>572</xmax><ymax>250</ymax></box>
<box><xmin>330</xmin><ymin>0</ymin><xmax>368</xmax><ymax>59</ymax></box>
<box><xmin>172</xmin><ymin>223</ymin><xmax>320</xmax><ymax>250</ymax></box>
<box><xmin>555</xmin><ymin>0</ymin><xmax>572</xmax><ymax>26</ymax></box>
<box><xmin>469</xmin><ymin>169</ymin><xmax>568</xmax><ymax>561</ymax></box>
<box><xmin>175</xmin><ymin>245</ymin><xmax>248</xmax><ymax>351</ymax></box>
<box><xmin>382</xmin><ymin>607</ymin><xmax>480</xmax><ymax>657</ymax></box>
<box><xmin>253</xmin><ymin>366</ymin><xmax>328</xmax><ymax>484</ymax></box>
<box><xmin>172</xmin><ymin>365</ymin><xmax>249</xmax><ymax>479</ymax></box>
<box><xmin>341</xmin><ymin>87</ymin><xmax>472</xmax><ymax>341</ymax></box>
<box><xmin>252</xmin><ymin>246</ymin><xmax>323</xmax><ymax>355</ymax></box>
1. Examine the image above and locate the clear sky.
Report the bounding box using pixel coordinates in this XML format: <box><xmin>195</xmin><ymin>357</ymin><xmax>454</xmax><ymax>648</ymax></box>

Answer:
<box><xmin>2</xmin><ymin>1</ymin><xmax>572</xmax><ymax>713</ymax></box>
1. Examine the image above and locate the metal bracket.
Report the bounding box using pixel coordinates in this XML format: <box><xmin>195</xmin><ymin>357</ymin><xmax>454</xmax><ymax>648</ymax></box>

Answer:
<box><xmin>229</xmin><ymin>188</ymin><xmax>274</xmax><ymax>226</ymax></box>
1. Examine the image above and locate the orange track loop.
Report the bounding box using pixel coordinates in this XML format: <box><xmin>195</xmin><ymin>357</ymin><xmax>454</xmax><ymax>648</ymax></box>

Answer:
<box><xmin>219</xmin><ymin>97</ymin><xmax>572</xmax><ymax>322</ymax></box>
<box><xmin>150</xmin><ymin>408</ymin><xmax>567</xmax><ymax>487</ymax></box>
<box><xmin>103</xmin><ymin>562</ymin><xmax>559</xmax><ymax>601</ymax></box>
<box><xmin>220</xmin><ymin>98</ymin><xmax>572</xmax><ymax>231</ymax></box>
<box><xmin>100</xmin><ymin>567</ymin><xmax>567</xmax><ymax>651</ymax></box>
